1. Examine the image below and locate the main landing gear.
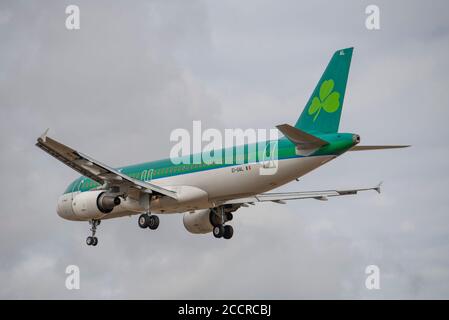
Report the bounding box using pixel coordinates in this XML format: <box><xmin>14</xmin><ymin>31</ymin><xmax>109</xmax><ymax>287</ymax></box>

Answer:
<box><xmin>138</xmin><ymin>213</ymin><xmax>160</xmax><ymax>230</ymax></box>
<box><xmin>86</xmin><ymin>219</ymin><xmax>100</xmax><ymax>246</ymax></box>
<box><xmin>213</xmin><ymin>224</ymin><xmax>234</xmax><ymax>239</ymax></box>
<box><xmin>212</xmin><ymin>208</ymin><xmax>234</xmax><ymax>240</ymax></box>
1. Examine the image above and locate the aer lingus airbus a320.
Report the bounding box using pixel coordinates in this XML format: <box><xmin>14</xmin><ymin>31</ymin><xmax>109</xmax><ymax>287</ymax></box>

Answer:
<box><xmin>36</xmin><ymin>48</ymin><xmax>408</xmax><ymax>246</ymax></box>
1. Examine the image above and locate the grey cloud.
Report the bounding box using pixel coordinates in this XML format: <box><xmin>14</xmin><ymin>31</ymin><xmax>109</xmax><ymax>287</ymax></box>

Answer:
<box><xmin>1</xmin><ymin>0</ymin><xmax>448</xmax><ymax>299</ymax></box>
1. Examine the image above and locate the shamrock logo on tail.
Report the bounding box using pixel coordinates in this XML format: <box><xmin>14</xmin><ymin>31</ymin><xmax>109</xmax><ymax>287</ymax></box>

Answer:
<box><xmin>308</xmin><ymin>79</ymin><xmax>340</xmax><ymax>122</ymax></box>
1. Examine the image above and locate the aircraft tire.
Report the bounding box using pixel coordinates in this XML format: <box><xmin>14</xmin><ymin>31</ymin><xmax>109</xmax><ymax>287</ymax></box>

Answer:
<box><xmin>213</xmin><ymin>225</ymin><xmax>224</xmax><ymax>238</ymax></box>
<box><xmin>148</xmin><ymin>215</ymin><xmax>160</xmax><ymax>230</ymax></box>
<box><xmin>223</xmin><ymin>225</ymin><xmax>234</xmax><ymax>239</ymax></box>
<box><xmin>138</xmin><ymin>214</ymin><xmax>149</xmax><ymax>228</ymax></box>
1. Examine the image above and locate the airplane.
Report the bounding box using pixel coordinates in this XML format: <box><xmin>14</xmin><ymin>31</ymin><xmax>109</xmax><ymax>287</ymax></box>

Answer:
<box><xmin>36</xmin><ymin>47</ymin><xmax>408</xmax><ymax>246</ymax></box>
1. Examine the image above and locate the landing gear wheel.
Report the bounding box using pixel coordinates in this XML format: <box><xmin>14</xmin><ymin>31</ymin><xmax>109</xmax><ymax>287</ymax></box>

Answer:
<box><xmin>86</xmin><ymin>220</ymin><xmax>100</xmax><ymax>246</ymax></box>
<box><xmin>148</xmin><ymin>215</ymin><xmax>160</xmax><ymax>230</ymax></box>
<box><xmin>213</xmin><ymin>225</ymin><xmax>225</xmax><ymax>238</ymax></box>
<box><xmin>226</xmin><ymin>212</ymin><xmax>233</xmax><ymax>221</ymax></box>
<box><xmin>138</xmin><ymin>214</ymin><xmax>149</xmax><ymax>228</ymax></box>
<box><xmin>223</xmin><ymin>225</ymin><xmax>234</xmax><ymax>239</ymax></box>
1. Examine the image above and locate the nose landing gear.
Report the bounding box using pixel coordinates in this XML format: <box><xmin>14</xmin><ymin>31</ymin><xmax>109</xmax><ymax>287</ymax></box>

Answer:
<box><xmin>86</xmin><ymin>219</ymin><xmax>100</xmax><ymax>246</ymax></box>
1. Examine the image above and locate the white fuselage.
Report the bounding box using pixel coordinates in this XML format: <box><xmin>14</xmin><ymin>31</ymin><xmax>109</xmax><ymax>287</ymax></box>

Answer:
<box><xmin>58</xmin><ymin>155</ymin><xmax>335</xmax><ymax>221</ymax></box>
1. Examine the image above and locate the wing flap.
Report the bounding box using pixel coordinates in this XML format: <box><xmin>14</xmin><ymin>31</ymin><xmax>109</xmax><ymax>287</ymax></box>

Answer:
<box><xmin>36</xmin><ymin>136</ymin><xmax>107</xmax><ymax>184</ymax></box>
<box><xmin>36</xmin><ymin>130</ymin><xmax>178</xmax><ymax>199</ymax></box>
<box><xmin>218</xmin><ymin>183</ymin><xmax>381</xmax><ymax>205</ymax></box>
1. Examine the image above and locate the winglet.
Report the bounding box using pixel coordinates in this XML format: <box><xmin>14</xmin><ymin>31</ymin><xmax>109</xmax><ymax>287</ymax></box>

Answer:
<box><xmin>374</xmin><ymin>181</ymin><xmax>382</xmax><ymax>194</ymax></box>
<box><xmin>39</xmin><ymin>128</ymin><xmax>50</xmax><ymax>143</ymax></box>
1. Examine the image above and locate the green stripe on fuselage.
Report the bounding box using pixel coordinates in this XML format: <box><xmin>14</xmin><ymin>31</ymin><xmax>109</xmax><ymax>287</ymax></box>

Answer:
<box><xmin>64</xmin><ymin>132</ymin><xmax>356</xmax><ymax>194</ymax></box>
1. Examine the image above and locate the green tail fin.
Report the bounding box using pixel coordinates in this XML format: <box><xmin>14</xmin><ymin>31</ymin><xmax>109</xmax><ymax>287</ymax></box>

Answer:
<box><xmin>295</xmin><ymin>47</ymin><xmax>353</xmax><ymax>134</ymax></box>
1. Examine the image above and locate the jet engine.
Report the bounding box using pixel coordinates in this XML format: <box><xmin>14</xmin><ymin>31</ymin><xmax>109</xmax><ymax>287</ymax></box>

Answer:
<box><xmin>183</xmin><ymin>209</ymin><xmax>215</xmax><ymax>234</ymax></box>
<box><xmin>58</xmin><ymin>190</ymin><xmax>121</xmax><ymax>220</ymax></box>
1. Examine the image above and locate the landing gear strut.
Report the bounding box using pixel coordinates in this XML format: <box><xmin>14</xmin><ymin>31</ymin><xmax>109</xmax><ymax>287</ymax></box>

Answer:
<box><xmin>212</xmin><ymin>207</ymin><xmax>234</xmax><ymax>240</ymax></box>
<box><xmin>86</xmin><ymin>219</ymin><xmax>100</xmax><ymax>246</ymax></box>
<box><xmin>138</xmin><ymin>213</ymin><xmax>160</xmax><ymax>230</ymax></box>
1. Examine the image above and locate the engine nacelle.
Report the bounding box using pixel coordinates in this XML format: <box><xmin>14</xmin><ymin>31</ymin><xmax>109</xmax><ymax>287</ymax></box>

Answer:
<box><xmin>183</xmin><ymin>209</ymin><xmax>215</xmax><ymax>234</ymax></box>
<box><xmin>57</xmin><ymin>190</ymin><xmax>121</xmax><ymax>220</ymax></box>
<box><xmin>73</xmin><ymin>191</ymin><xmax>121</xmax><ymax>219</ymax></box>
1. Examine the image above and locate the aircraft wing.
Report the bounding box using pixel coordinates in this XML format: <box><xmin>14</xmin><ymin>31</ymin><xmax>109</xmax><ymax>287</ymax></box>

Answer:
<box><xmin>35</xmin><ymin>129</ymin><xmax>177</xmax><ymax>199</ymax></box>
<box><xmin>219</xmin><ymin>183</ymin><xmax>382</xmax><ymax>205</ymax></box>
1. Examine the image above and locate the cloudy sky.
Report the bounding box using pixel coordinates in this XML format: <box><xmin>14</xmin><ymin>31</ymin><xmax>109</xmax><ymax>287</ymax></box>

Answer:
<box><xmin>1</xmin><ymin>0</ymin><xmax>448</xmax><ymax>299</ymax></box>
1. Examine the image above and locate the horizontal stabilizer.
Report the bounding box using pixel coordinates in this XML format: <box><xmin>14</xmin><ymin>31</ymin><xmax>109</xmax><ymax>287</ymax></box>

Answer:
<box><xmin>276</xmin><ymin>124</ymin><xmax>328</xmax><ymax>148</ymax></box>
<box><xmin>350</xmin><ymin>145</ymin><xmax>410</xmax><ymax>151</ymax></box>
